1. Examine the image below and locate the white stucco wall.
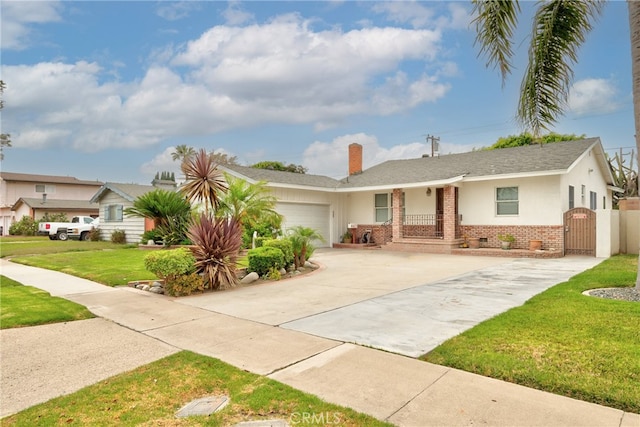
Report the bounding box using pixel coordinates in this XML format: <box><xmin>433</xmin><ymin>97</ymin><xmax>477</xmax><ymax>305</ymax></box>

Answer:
<box><xmin>596</xmin><ymin>209</ymin><xmax>619</xmax><ymax>257</ymax></box>
<box><xmin>458</xmin><ymin>175</ymin><xmax>563</xmax><ymax>226</ymax></box>
<box><xmin>560</xmin><ymin>148</ymin><xmax>612</xmax><ymax>211</ymax></box>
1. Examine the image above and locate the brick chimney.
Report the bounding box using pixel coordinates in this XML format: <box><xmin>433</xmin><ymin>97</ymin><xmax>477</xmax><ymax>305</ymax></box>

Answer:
<box><xmin>348</xmin><ymin>143</ymin><xmax>363</xmax><ymax>175</ymax></box>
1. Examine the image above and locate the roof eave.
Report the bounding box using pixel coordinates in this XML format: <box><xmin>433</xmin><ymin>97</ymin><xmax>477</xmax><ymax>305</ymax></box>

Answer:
<box><xmin>335</xmin><ymin>175</ymin><xmax>467</xmax><ymax>192</ymax></box>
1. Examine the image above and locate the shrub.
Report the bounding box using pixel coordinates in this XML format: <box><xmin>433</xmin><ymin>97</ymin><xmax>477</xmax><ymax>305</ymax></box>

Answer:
<box><xmin>164</xmin><ymin>272</ymin><xmax>205</xmax><ymax>297</ymax></box>
<box><xmin>187</xmin><ymin>214</ymin><xmax>243</xmax><ymax>290</ymax></box>
<box><xmin>111</xmin><ymin>229</ymin><xmax>126</xmax><ymax>244</ymax></box>
<box><xmin>144</xmin><ymin>248</ymin><xmax>196</xmax><ymax>280</ymax></box>
<box><xmin>140</xmin><ymin>229</ymin><xmax>163</xmax><ymax>244</ymax></box>
<box><xmin>9</xmin><ymin>216</ymin><xmax>38</xmax><ymax>236</ymax></box>
<box><xmin>264</xmin><ymin>238</ymin><xmax>294</xmax><ymax>266</ymax></box>
<box><xmin>267</xmin><ymin>267</ymin><xmax>282</xmax><ymax>281</ymax></box>
<box><xmin>88</xmin><ymin>227</ymin><xmax>101</xmax><ymax>241</ymax></box>
<box><xmin>40</xmin><ymin>212</ymin><xmax>68</xmax><ymax>223</ymax></box>
<box><xmin>248</xmin><ymin>246</ymin><xmax>285</xmax><ymax>276</ymax></box>
<box><xmin>253</xmin><ymin>236</ymin><xmax>269</xmax><ymax>248</ymax></box>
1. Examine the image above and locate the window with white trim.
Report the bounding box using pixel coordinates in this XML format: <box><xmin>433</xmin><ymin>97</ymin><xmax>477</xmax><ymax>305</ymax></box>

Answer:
<box><xmin>104</xmin><ymin>204</ymin><xmax>123</xmax><ymax>222</ymax></box>
<box><xmin>496</xmin><ymin>187</ymin><xmax>518</xmax><ymax>215</ymax></box>
<box><xmin>568</xmin><ymin>185</ymin><xmax>575</xmax><ymax>209</ymax></box>
<box><xmin>35</xmin><ymin>184</ymin><xmax>56</xmax><ymax>193</ymax></box>
<box><xmin>374</xmin><ymin>192</ymin><xmax>405</xmax><ymax>222</ymax></box>
<box><xmin>590</xmin><ymin>191</ymin><xmax>597</xmax><ymax>210</ymax></box>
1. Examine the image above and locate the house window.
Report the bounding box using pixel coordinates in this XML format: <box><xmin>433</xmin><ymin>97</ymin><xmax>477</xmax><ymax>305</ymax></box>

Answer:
<box><xmin>496</xmin><ymin>187</ymin><xmax>518</xmax><ymax>215</ymax></box>
<box><xmin>568</xmin><ymin>185</ymin><xmax>574</xmax><ymax>209</ymax></box>
<box><xmin>104</xmin><ymin>204</ymin><xmax>123</xmax><ymax>222</ymax></box>
<box><xmin>35</xmin><ymin>184</ymin><xmax>56</xmax><ymax>194</ymax></box>
<box><xmin>590</xmin><ymin>191</ymin><xmax>597</xmax><ymax>210</ymax></box>
<box><xmin>581</xmin><ymin>185</ymin><xmax>586</xmax><ymax>205</ymax></box>
<box><xmin>374</xmin><ymin>192</ymin><xmax>405</xmax><ymax>222</ymax></box>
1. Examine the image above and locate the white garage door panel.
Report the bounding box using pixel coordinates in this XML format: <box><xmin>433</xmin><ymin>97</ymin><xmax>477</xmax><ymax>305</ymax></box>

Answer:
<box><xmin>277</xmin><ymin>203</ymin><xmax>330</xmax><ymax>247</ymax></box>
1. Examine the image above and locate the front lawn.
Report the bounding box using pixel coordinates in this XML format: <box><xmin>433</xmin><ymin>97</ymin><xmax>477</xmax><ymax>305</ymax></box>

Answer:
<box><xmin>423</xmin><ymin>255</ymin><xmax>640</xmax><ymax>413</ymax></box>
<box><xmin>1</xmin><ymin>351</ymin><xmax>391</xmax><ymax>426</ymax></box>
<box><xmin>0</xmin><ymin>276</ymin><xmax>94</xmax><ymax>329</ymax></box>
<box><xmin>0</xmin><ymin>236</ymin><xmax>133</xmax><ymax>258</ymax></box>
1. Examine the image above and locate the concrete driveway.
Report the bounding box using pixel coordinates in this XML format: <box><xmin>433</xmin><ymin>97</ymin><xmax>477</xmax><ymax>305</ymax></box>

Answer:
<box><xmin>179</xmin><ymin>249</ymin><xmax>602</xmax><ymax>357</ymax></box>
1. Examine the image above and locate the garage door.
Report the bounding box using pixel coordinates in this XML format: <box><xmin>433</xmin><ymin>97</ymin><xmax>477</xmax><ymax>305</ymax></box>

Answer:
<box><xmin>276</xmin><ymin>203</ymin><xmax>330</xmax><ymax>247</ymax></box>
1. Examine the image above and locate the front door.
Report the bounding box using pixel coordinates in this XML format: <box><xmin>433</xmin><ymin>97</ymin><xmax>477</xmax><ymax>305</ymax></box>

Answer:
<box><xmin>436</xmin><ymin>188</ymin><xmax>443</xmax><ymax>237</ymax></box>
<box><xmin>564</xmin><ymin>208</ymin><xmax>596</xmax><ymax>256</ymax></box>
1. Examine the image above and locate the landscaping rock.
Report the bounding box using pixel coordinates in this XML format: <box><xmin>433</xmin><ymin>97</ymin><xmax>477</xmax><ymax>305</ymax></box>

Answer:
<box><xmin>151</xmin><ymin>281</ymin><xmax>163</xmax><ymax>288</ymax></box>
<box><xmin>149</xmin><ymin>287</ymin><xmax>164</xmax><ymax>294</ymax></box>
<box><xmin>304</xmin><ymin>261</ymin><xmax>314</xmax><ymax>269</ymax></box>
<box><xmin>279</xmin><ymin>268</ymin><xmax>287</xmax><ymax>275</ymax></box>
<box><xmin>241</xmin><ymin>272</ymin><xmax>259</xmax><ymax>284</ymax></box>
<box><xmin>142</xmin><ymin>285</ymin><xmax>150</xmax><ymax>291</ymax></box>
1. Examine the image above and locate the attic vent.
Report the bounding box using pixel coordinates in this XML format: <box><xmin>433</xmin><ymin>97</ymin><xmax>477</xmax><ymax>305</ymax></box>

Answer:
<box><xmin>422</xmin><ymin>154</ymin><xmax>429</xmax><ymax>158</ymax></box>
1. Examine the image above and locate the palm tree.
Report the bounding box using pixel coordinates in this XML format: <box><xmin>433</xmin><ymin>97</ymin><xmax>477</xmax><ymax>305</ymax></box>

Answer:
<box><xmin>171</xmin><ymin>144</ymin><xmax>195</xmax><ymax>163</ymax></box>
<box><xmin>216</xmin><ymin>174</ymin><xmax>282</xmax><ymax>228</ymax></box>
<box><xmin>473</xmin><ymin>0</ymin><xmax>639</xmax><ymax>287</ymax></box>
<box><xmin>288</xmin><ymin>226</ymin><xmax>325</xmax><ymax>269</ymax></box>
<box><xmin>180</xmin><ymin>148</ymin><xmax>227</xmax><ymax>215</ymax></box>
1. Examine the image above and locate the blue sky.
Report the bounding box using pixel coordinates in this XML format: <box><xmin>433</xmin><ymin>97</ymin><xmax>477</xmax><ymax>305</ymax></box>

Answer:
<box><xmin>0</xmin><ymin>1</ymin><xmax>634</xmax><ymax>184</ymax></box>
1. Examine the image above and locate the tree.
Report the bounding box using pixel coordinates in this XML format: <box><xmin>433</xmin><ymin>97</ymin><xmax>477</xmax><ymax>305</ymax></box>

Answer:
<box><xmin>0</xmin><ymin>80</ymin><xmax>11</xmax><ymax>161</ymax></box>
<box><xmin>488</xmin><ymin>132</ymin><xmax>586</xmax><ymax>150</ymax></box>
<box><xmin>252</xmin><ymin>161</ymin><xmax>307</xmax><ymax>174</ymax></box>
<box><xmin>123</xmin><ymin>189</ymin><xmax>192</xmax><ymax>245</ymax></box>
<box><xmin>473</xmin><ymin>0</ymin><xmax>639</xmax><ymax>287</ymax></box>
<box><xmin>287</xmin><ymin>226</ymin><xmax>325</xmax><ymax>269</ymax></box>
<box><xmin>171</xmin><ymin>144</ymin><xmax>196</xmax><ymax>163</ymax></box>
<box><xmin>180</xmin><ymin>148</ymin><xmax>228</xmax><ymax>215</ymax></box>
<box><xmin>216</xmin><ymin>174</ymin><xmax>283</xmax><ymax>246</ymax></box>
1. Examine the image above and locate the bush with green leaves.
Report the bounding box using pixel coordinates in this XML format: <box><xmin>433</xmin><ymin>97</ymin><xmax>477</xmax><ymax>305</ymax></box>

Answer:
<box><xmin>111</xmin><ymin>229</ymin><xmax>126</xmax><ymax>244</ymax></box>
<box><xmin>88</xmin><ymin>227</ymin><xmax>101</xmax><ymax>241</ymax></box>
<box><xmin>9</xmin><ymin>216</ymin><xmax>38</xmax><ymax>236</ymax></box>
<box><xmin>164</xmin><ymin>272</ymin><xmax>204</xmax><ymax>297</ymax></box>
<box><xmin>39</xmin><ymin>212</ymin><xmax>69</xmax><ymax>223</ymax></box>
<box><xmin>264</xmin><ymin>238</ymin><xmax>294</xmax><ymax>267</ymax></box>
<box><xmin>144</xmin><ymin>248</ymin><xmax>196</xmax><ymax>281</ymax></box>
<box><xmin>140</xmin><ymin>229</ymin><xmax>164</xmax><ymax>244</ymax></box>
<box><xmin>247</xmin><ymin>246</ymin><xmax>285</xmax><ymax>277</ymax></box>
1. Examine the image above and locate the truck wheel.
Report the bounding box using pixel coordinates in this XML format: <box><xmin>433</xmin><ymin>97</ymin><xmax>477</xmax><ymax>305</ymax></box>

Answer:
<box><xmin>80</xmin><ymin>231</ymin><xmax>91</xmax><ymax>241</ymax></box>
<box><xmin>57</xmin><ymin>231</ymin><xmax>68</xmax><ymax>241</ymax></box>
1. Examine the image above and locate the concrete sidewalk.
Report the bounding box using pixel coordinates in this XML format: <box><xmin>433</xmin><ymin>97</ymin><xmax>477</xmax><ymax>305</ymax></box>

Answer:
<box><xmin>1</xmin><ymin>256</ymin><xmax>638</xmax><ymax>426</ymax></box>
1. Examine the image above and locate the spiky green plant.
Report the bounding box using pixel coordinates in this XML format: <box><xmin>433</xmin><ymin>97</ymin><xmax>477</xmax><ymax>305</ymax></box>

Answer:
<box><xmin>187</xmin><ymin>213</ymin><xmax>243</xmax><ymax>290</ymax></box>
<box><xmin>288</xmin><ymin>226</ymin><xmax>325</xmax><ymax>269</ymax></box>
<box><xmin>180</xmin><ymin>148</ymin><xmax>228</xmax><ymax>214</ymax></box>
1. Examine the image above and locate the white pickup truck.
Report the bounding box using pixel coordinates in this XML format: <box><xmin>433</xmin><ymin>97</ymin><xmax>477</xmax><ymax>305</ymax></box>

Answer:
<box><xmin>37</xmin><ymin>216</ymin><xmax>96</xmax><ymax>241</ymax></box>
<box><xmin>68</xmin><ymin>218</ymin><xmax>100</xmax><ymax>241</ymax></box>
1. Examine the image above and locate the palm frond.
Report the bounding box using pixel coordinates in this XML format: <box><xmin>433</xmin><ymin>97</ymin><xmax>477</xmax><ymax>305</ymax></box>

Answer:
<box><xmin>518</xmin><ymin>0</ymin><xmax>604</xmax><ymax>136</ymax></box>
<box><xmin>472</xmin><ymin>0</ymin><xmax>521</xmax><ymax>86</ymax></box>
<box><xmin>180</xmin><ymin>148</ymin><xmax>228</xmax><ymax>213</ymax></box>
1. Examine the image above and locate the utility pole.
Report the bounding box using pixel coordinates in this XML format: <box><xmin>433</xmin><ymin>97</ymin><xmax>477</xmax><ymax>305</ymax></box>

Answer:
<box><xmin>426</xmin><ymin>134</ymin><xmax>440</xmax><ymax>157</ymax></box>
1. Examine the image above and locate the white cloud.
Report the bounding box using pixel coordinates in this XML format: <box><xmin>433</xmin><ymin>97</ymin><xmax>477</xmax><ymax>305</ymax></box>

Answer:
<box><xmin>155</xmin><ymin>1</ymin><xmax>201</xmax><ymax>21</ymax></box>
<box><xmin>371</xmin><ymin>1</ymin><xmax>471</xmax><ymax>30</ymax></box>
<box><xmin>4</xmin><ymin>13</ymin><xmax>454</xmax><ymax>153</ymax></box>
<box><xmin>223</xmin><ymin>1</ymin><xmax>254</xmax><ymax>26</ymax></box>
<box><xmin>569</xmin><ymin>78</ymin><xmax>621</xmax><ymax>116</ymax></box>
<box><xmin>303</xmin><ymin>133</ymin><xmax>476</xmax><ymax>178</ymax></box>
<box><xmin>140</xmin><ymin>145</ymin><xmax>239</xmax><ymax>179</ymax></box>
<box><xmin>1</xmin><ymin>1</ymin><xmax>63</xmax><ymax>50</ymax></box>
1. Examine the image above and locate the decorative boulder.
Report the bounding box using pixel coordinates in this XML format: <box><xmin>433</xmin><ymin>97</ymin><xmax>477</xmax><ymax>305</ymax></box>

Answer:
<box><xmin>240</xmin><ymin>272</ymin><xmax>259</xmax><ymax>284</ymax></box>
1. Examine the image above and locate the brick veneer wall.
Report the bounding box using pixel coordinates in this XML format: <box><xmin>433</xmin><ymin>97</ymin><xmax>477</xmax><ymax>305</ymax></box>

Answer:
<box><xmin>354</xmin><ymin>224</ymin><xmax>392</xmax><ymax>244</ymax></box>
<box><xmin>459</xmin><ymin>225</ymin><xmax>564</xmax><ymax>250</ymax></box>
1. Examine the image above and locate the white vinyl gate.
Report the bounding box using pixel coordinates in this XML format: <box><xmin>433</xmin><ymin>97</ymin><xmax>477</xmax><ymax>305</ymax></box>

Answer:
<box><xmin>276</xmin><ymin>203</ymin><xmax>331</xmax><ymax>247</ymax></box>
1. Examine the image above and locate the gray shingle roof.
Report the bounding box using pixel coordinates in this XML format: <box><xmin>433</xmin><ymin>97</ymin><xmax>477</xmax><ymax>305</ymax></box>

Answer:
<box><xmin>222</xmin><ymin>164</ymin><xmax>341</xmax><ymax>189</ymax></box>
<box><xmin>91</xmin><ymin>182</ymin><xmax>155</xmax><ymax>203</ymax></box>
<box><xmin>0</xmin><ymin>171</ymin><xmax>102</xmax><ymax>186</ymax></box>
<box><xmin>337</xmin><ymin>138</ymin><xmax>601</xmax><ymax>189</ymax></box>
<box><xmin>12</xmin><ymin>198</ymin><xmax>97</xmax><ymax>211</ymax></box>
<box><xmin>222</xmin><ymin>139</ymin><xmax>603</xmax><ymax>191</ymax></box>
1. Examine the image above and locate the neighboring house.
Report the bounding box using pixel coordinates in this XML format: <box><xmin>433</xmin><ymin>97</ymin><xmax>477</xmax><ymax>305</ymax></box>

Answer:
<box><xmin>90</xmin><ymin>179</ymin><xmax>176</xmax><ymax>244</ymax></box>
<box><xmin>223</xmin><ymin>138</ymin><xmax>621</xmax><ymax>257</ymax></box>
<box><xmin>0</xmin><ymin>171</ymin><xmax>102</xmax><ymax>235</ymax></box>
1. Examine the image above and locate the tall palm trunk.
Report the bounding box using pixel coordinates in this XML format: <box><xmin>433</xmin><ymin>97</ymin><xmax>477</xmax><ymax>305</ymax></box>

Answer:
<box><xmin>629</xmin><ymin>0</ymin><xmax>640</xmax><ymax>288</ymax></box>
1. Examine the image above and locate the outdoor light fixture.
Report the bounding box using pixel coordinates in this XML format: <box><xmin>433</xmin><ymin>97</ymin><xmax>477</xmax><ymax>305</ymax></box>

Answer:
<box><xmin>426</xmin><ymin>188</ymin><xmax>432</xmax><ymax>196</ymax></box>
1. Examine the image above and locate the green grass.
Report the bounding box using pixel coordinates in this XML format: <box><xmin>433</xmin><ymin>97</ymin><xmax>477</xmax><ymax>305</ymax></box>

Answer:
<box><xmin>0</xmin><ymin>276</ymin><xmax>94</xmax><ymax>329</ymax></box>
<box><xmin>0</xmin><ymin>236</ymin><xmax>135</xmax><ymax>258</ymax></box>
<box><xmin>1</xmin><ymin>350</ymin><xmax>391</xmax><ymax>426</ymax></box>
<box><xmin>9</xmin><ymin>248</ymin><xmax>156</xmax><ymax>287</ymax></box>
<box><xmin>423</xmin><ymin>255</ymin><xmax>640</xmax><ymax>413</ymax></box>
